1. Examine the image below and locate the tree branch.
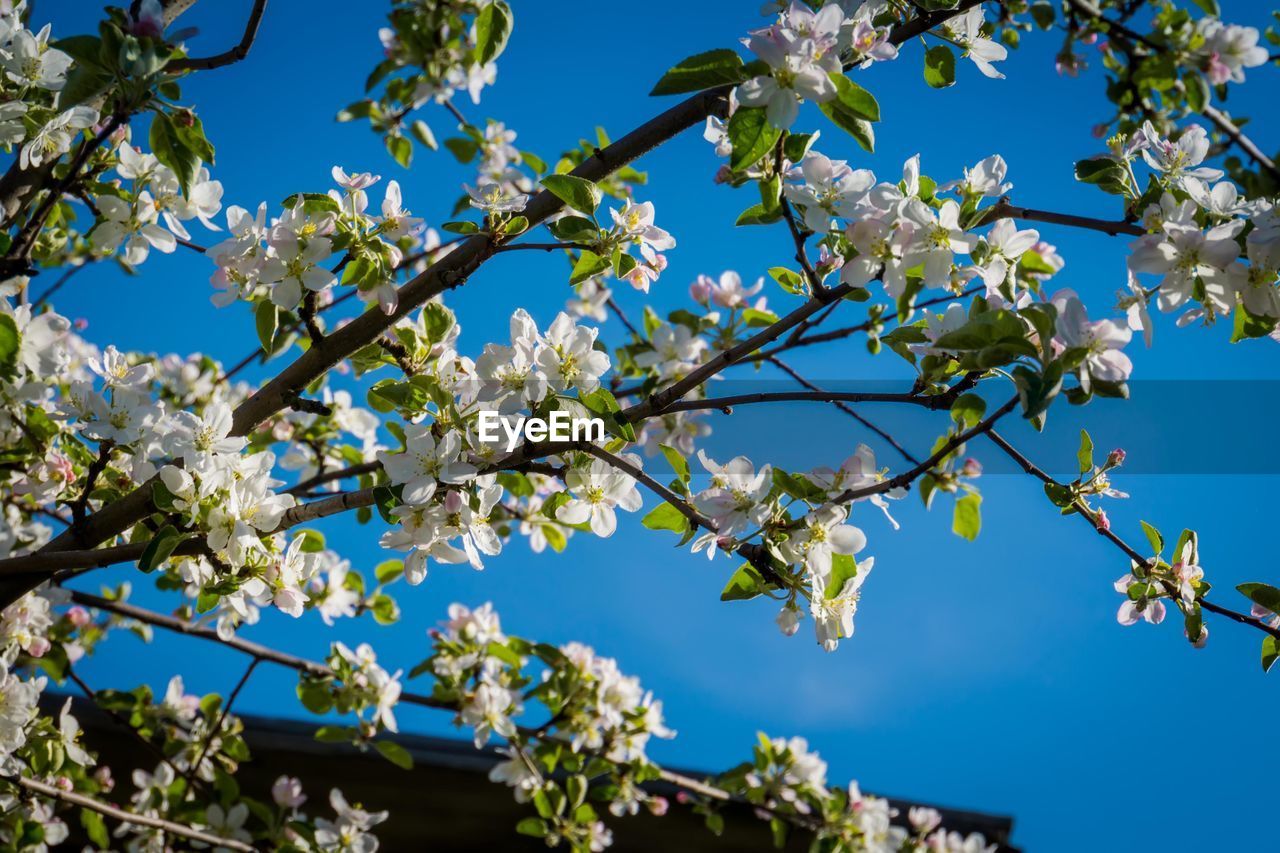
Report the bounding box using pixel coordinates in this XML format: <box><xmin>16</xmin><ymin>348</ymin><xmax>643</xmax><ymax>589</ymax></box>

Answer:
<box><xmin>984</xmin><ymin>429</ymin><xmax>1280</xmax><ymax>641</ymax></box>
<box><xmin>6</xmin><ymin>774</ymin><xmax>253</xmax><ymax>852</ymax></box>
<box><xmin>167</xmin><ymin>0</ymin><xmax>269</xmax><ymax>72</ymax></box>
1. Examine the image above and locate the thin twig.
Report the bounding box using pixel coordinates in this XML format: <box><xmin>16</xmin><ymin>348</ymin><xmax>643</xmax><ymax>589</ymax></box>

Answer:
<box><xmin>168</xmin><ymin>0</ymin><xmax>269</xmax><ymax>72</ymax></box>
<box><xmin>985</xmin><ymin>429</ymin><xmax>1280</xmax><ymax>641</ymax></box>
<box><xmin>766</xmin><ymin>356</ymin><xmax>920</xmax><ymax>464</ymax></box>
<box><xmin>6</xmin><ymin>775</ymin><xmax>253</xmax><ymax>851</ymax></box>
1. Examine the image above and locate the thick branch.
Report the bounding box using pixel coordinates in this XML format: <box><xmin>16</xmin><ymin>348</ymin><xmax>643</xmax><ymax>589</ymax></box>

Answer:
<box><xmin>983</xmin><ymin>200</ymin><xmax>1144</xmax><ymax>237</ymax></box>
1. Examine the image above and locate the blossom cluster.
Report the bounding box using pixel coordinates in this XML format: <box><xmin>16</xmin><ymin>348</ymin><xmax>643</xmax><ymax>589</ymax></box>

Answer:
<box><xmin>717</xmin><ymin>733</ymin><xmax>996</xmax><ymax>852</ymax></box>
<box><xmin>89</xmin><ymin>133</ymin><xmax>224</xmax><ymax>267</ymax></box>
<box><xmin>426</xmin><ymin>602</ymin><xmax>674</xmax><ymax>849</ymax></box>
<box><xmin>0</xmin><ymin>5</ymin><xmax>98</xmax><ymax>172</ymax></box>
<box><xmin>209</xmin><ymin>166</ymin><xmax>425</xmax><ymax>314</ymax></box>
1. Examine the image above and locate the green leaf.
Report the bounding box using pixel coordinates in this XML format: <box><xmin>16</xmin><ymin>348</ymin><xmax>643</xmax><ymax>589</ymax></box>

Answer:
<box><xmin>542</xmin><ymin>523</ymin><xmax>567</xmax><ymax>553</ymax></box>
<box><xmin>172</xmin><ymin>113</ymin><xmax>215</xmax><ymax>165</ymax></box>
<box><xmin>950</xmin><ymin>393</ymin><xmax>986</xmax><ymax>429</ymax></box>
<box><xmin>1077</xmin><ymin>429</ymin><xmax>1094</xmax><ymax>474</ymax></box>
<box><xmin>923</xmin><ymin>45</ymin><xmax>956</xmax><ymax>88</ymax></box>
<box><xmin>442</xmin><ymin>220</ymin><xmax>479</xmax><ymax>234</ymax></box>
<box><xmin>1263</xmin><ymin>635</ymin><xmax>1279</xmax><ymax>674</ymax></box>
<box><xmin>727</xmin><ymin>106</ymin><xmax>781</xmax><ymax>170</ymax></box>
<box><xmin>1140</xmin><ymin>520</ymin><xmax>1164</xmax><ymax>556</ymax></box>
<box><xmin>297</xmin><ymin>680</ymin><xmax>334</xmax><ymax>714</ymax></box>
<box><xmin>818</xmin><ymin>97</ymin><xmax>875</xmax><ymax>152</ymax></box>
<box><xmin>375</xmin><ymin>559</ymin><xmax>404</xmax><ymax>584</ymax></box>
<box><xmin>0</xmin><ymin>313</ymin><xmax>18</xmax><ymax>379</ymax></box>
<box><xmin>139</xmin><ymin>524</ymin><xmax>181</xmax><ymax>572</ymax></box>
<box><xmin>254</xmin><ymin>300</ymin><xmax>279</xmax><ymax>355</ymax></box>
<box><xmin>540</xmin><ymin>174</ymin><xmax>601</xmax><ymax>216</ymax></box>
<box><xmin>58</xmin><ymin>65</ymin><xmax>111</xmax><ymax>108</ymax></box>
<box><xmin>952</xmin><ymin>493</ymin><xmax>982</xmax><ymax>541</ymax></box>
<box><xmin>149</xmin><ymin>113</ymin><xmax>199</xmax><ymax>196</ymax></box>
<box><xmin>735</xmin><ymin>202</ymin><xmax>784</xmax><ymax>226</ymax></box>
<box><xmin>1029</xmin><ymin>1</ymin><xmax>1056</xmax><ymax>29</ymax></box>
<box><xmin>386</xmin><ymin>134</ymin><xmax>412</xmax><ymax>168</ymax></box>
<box><xmin>1074</xmin><ymin>157</ymin><xmax>1131</xmax><ymax>196</ymax></box>
<box><xmin>281</xmin><ymin>192</ymin><xmax>342</xmax><ymax>215</ymax></box>
<box><xmin>1230</xmin><ymin>301</ymin><xmax>1278</xmax><ymax>343</ymax></box>
<box><xmin>824</xmin><ymin>553</ymin><xmax>860</xmax><ymax>599</ymax></box>
<box><xmin>659</xmin><ymin>444</ymin><xmax>690</xmax><ymax>484</ymax></box>
<box><xmin>827</xmin><ymin>73</ymin><xmax>880</xmax><ymax>121</ymax></box>
<box><xmin>54</xmin><ymin>35</ymin><xmax>105</xmax><ymax>68</ymax></box>
<box><xmin>570</xmin><ymin>250</ymin><xmax>610</xmax><ymax>284</ymax></box>
<box><xmin>720</xmin><ymin>564</ymin><xmax>767</xmax><ymax>601</ymax></box>
<box><xmin>375</xmin><ymin>739</ymin><xmax>414</xmax><ymax>769</ymax></box>
<box><xmin>444</xmin><ymin>137</ymin><xmax>479</xmax><ymax>163</ymax></box>
<box><xmin>742</xmin><ymin>307</ymin><xmax>779</xmax><ymax>327</ymax></box>
<box><xmin>472</xmin><ymin>0</ymin><xmax>513</xmax><ymax>65</ymax></box>
<box><xmin>769</xmin><ymin>266</ymin><xmax>805</xmax><ymax>294</ymax></box>
<box><xmin>516</xmin><ymin>817</ymin><xmax>549</xmax><ymax>838</ymax></box>
<box><xmin>650</xmin><ymin>48</ymin><xmax>746</xmax><ymax>95</ymax></box>
<box><xmin>314</xmin><ymin>725</ymin><xmax>355</xmax><ymax>743</ymax></box>
<box><xmin>548</xmin><ymin>215</ymin><xmax>598</xmax><ymax>243</ymax></box>
<box><xmin>295</xmin><ymin>528</ymin><xmax>325</xmax><ymax>553</ymax></box>
<box><xmin>1238</xmin><ymin>582</ymin><xmax>1280</xmax><ymax>614</ymax></box>
<box><xmin>409</xmin><ymin>120</ymin><xmax>437</xmax><ymax>150</ymax></box>
<box><xmin>80</xmin><ymin>809</ymin><xmax>109</xmax><ymax>848</ymax></box>
<box><xmin>641</xmin><ymin>502</ymin><xmax>689</xmax><ymax>534</ymax></box>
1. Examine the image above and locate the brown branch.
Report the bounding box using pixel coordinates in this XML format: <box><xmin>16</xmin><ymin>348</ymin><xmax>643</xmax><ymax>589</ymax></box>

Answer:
<box><xmin>167</xmin><ymin>0</ymin><xmax>269</xmax><ymax>72</ymax></box>
<box><xmin>766</xmin><ymin>356</ymin><xmax>920</xmax><ymax>465</ymax></box>
<box><xmin>984</xmin><ymin>429</ymin><xmax>1280</xmax><ymax>642</ymax></box>
<box><xmin>285</xmin><ymin>460</ymin><xmax>381</xmax><ymax>496</ymax></box>
<box><xmin>6</xmin><ymin>774</ymin><xmax>253</xmax><ymax>851</ymax></box>
<box><xmin>1201</xmin><ymin>104</ymin><xmax>1280</xmax><ymax>181</ymax></box>
<box><xmin>0</xmin><ymin>0</ymin><xmax>992</xmax><ymax>605</ymax></box>
<box><xmin>825</xmin><ymin>393</ymin><xmax>1020</xmax><ymax>510</ymax></box>
<box><xmin>579</xmin><ymin>443</ymin><xmax>715</xmax><ymax>533</ymax></box>
<box><xmin>982</xmin><ymin>200</ymin><xmax>1143</xmax><ymax>237</ymax></box>
<box><xmin>2</xmin><ymin>114</ymin><xmax>127</xmax><ymax>276</ymax></box>
<box><xmin>31</xmin><ymin>264</ymin><xmax>88</xmax><ymax>308</ymax></box>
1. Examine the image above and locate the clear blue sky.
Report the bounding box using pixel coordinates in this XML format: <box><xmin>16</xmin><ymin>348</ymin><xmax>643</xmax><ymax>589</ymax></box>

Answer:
<box><xmin>36</xmin><ymin>2</ymin><xmax>1280</xmax><ymax>850</ymax></box>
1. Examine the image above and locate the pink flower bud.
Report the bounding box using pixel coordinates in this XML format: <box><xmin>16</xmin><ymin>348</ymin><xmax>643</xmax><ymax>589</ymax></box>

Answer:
<box><xmin>94</xmin><ymin>766</ymin><xmax>114</xmax><ymax>792</ymax></box>
<box><xmin>689</xmin><ymin>275</ymin><xmax>713</xmax><ymax>305</ymax></box>
<box><xmin>55</xmin><ymin>776</ymin><xmax>73</xmax><ymax>792</ymax></box>
<box><xmin>444</xmin><ymin>490</ymin><xmax>464</xmax><ymax>514</ymax></box>
<box><xmin>73</xmin><ymin>318</ymin><xmax>88</xmax><ymax>331</ymax></box>
<box><xmin>961</xmin><ymin>458</ymin><xmax>983</xmax><ymax>478</ymax></box>
<box><xmin>647</xmin><ymin>796</ymin><xmax>669</xmax><ymax>816</ymax></box>
<box><xmin>26</xmin><ymin>637</ymin><xmax>49</xmax><ymax>657</ymax></box>
<box><xmin>1096</xmin><ymin>510</ymin><xmax>1111</xmax><ymax>532</ymax></box>
<box><xmin>67</xmin><ymin>606</ymin><xmax>90</xmax><ymax>628</ymax></box>
<box><xmin>1108</xmin><ymin>448</ymin><xmax>1126</xmax><ymax>467</ymax></box>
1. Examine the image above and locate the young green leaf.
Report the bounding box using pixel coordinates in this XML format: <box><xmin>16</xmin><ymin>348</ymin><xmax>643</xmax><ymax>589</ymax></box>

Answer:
<box><xmin>923</xmin><ymin>45</ymin><xmax>956</xmax><ymax>88</ymax></box>
<box><xmin>540</xmin><ymin>174</ymin><xmax>601</xmax><ymax>216</ymax></box>
<box><xmin>651</xmin><ymin>49</ymin><xmax>747</xmax><ymax>95</ymax></box>
<box><xmin>952</xmin><ymin>493</ymin><xmax>982</xmax><ymax>541</ymax></box>
<box><xmin>472</xmin><ymin>1</ymin><xmax>513</xmax><ymax>65</ymax></box>
<box><xmin>728</xmin><ymin>106</ymin><xmax>781</xmax><ymax>170</ymax></box>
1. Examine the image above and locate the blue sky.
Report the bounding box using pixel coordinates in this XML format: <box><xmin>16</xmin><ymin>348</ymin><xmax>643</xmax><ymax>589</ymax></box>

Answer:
<box><xmin>35</xmin><ymin>2</ymin><xmax>1280</xmax><ymax>850</ymax></box>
